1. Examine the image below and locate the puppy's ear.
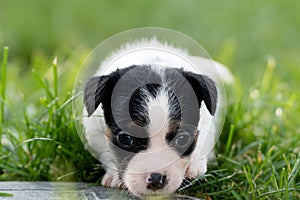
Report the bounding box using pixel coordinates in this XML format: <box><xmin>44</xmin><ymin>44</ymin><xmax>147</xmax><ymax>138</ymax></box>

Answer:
<box><xmin>84</xmin><ymin>66</ymin><xmax>137</xmax><ymax>117</ymax></box>
<box><xmin>84</xmin><ymin>75</ymin><xmax>113</xmax><ymax>117</ymax></box>
<box><xmin>182</xmin><ymin>72</ymin><xmax>218</xmax><ymax>115</ymax></box>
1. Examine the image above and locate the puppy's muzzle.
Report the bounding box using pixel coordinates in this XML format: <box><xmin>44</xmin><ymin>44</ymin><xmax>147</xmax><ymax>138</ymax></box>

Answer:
<box><xmin>146</xmin><ymin>173</ymin><xmax>168</xmax><ymax>191</ymax></box>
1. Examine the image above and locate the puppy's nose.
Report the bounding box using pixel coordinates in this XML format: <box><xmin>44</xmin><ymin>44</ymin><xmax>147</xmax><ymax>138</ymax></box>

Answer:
<box><xmin>146</xmin><ymin>173</ymin><xmax>167</xmax><ymax>191</ymax></box>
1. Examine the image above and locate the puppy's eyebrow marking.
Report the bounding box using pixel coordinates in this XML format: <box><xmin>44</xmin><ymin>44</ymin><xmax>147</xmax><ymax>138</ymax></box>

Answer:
<box><xmin>166</xmin><ymin>120</ymin><xmax>180</xmax><ymax>140</ymax></box>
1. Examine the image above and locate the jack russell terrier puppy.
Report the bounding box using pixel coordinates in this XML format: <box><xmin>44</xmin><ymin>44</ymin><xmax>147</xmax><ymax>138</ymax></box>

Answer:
<box><xmin>83</xmin><ymin>39</ymin><xmax>233</xmax><ymax>198</ymax></box>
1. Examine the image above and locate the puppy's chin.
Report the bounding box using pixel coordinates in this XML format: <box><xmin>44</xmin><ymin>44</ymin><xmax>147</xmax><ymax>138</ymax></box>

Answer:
<box><xmin>122</xmin><ymin>148</ymin><xmax>189</xmax><ymax>198</ymax></box>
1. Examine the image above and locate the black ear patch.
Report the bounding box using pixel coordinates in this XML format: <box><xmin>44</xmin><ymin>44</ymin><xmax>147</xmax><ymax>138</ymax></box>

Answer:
<box><xmin>84</xmin><ymin>66</ymin><xmax>137</xmax><ymax>117</ymax></box>
<box><xmin>84</xmin><ymin>75</ymin><xmax>113</xmax><ymax>117</ymax></box>
<box><xmin>182</xmin><ymin>71</ymin><xmax>218</xmax><ymax>115</ymax></box>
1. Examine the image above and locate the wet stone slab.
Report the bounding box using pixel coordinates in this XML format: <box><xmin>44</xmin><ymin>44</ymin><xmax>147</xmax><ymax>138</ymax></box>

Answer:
<box><xmin>0</xmin><ymin>182</ymin><xmax>201</xmax><ymax>200</ymax></box>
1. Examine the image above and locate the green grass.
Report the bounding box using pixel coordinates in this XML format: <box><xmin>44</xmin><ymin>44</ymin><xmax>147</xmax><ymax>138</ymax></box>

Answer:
<box><xmin>1</xmin><ymin>0</ymin><xmax>300</xmax><ymax>199</ymax></box>
<box><xmin>0</xmin><ymin>47</ymin><xmax>102</xmax><ymax>182</ymax></box>
<box><xmin>0</xmin><ymin>46</ymin><xmax>8</xmax><ymax>147</ymax></box>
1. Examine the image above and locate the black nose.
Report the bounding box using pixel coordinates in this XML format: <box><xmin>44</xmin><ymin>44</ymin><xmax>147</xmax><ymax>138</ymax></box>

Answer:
<box><xmin>146</xmin><ymin>173</ymin><xmax>167</xmax><ymax>191</ymax></box>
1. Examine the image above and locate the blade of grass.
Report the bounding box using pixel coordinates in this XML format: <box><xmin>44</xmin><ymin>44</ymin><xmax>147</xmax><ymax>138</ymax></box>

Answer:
<box><xmin>260</xmin><ymin>56</ymin><xmax>276</xmax><ymax>92</ymax></box>
<box><xmin>0</xmin><ymin>46</ymin><xmax>9</xmax><ymax>148</ymax></box>
<box><xmin>56</xmin><ymin>91</ymin><xmax>81</xmax><ymax>113</ymax></box>
<box><xmin>32</xmin><ymin>68</ymin><xmax>54</xmax><ymax>99</ymax></box>
<box><xmin>279</xmin><ymin>167</ymin><xmax>289</xmax><ymax>198</ymax></box>
<box><xmin>231</xmin><ymin>190</ymin><xmax>243</xmax><ymax>200</ymax></box>
<box><xmin>0</xmin><ymin>192</ymin><xmax>13</xmax><ymax>197</ymax></box>
<box><xmin>288</xmin><ymin>154</ymin><xmax>300</xmax><ymax>187</ymax></box>
<box><xmin>225</xmin><ymin>124</ymin><xmax>235</xmax><ymax>154</ymax></box>
<box><xmin>57</xmin><ymin>171</ymin><xmax>76</xmax><ymax>181</ymax></box>
<box><xmin>52</xmin><ymin>57</ymin><xmax>59</xmax><ymax>110</ymax></box>
<box><xmin>243</xmin><ymin>166</ymin><xmax>255</xmax><ymax>199</ymax></box>
<box><xmin>257</xmin><ymin>188</ymin><xmax>300</xmax><ymax>198</ymax></box>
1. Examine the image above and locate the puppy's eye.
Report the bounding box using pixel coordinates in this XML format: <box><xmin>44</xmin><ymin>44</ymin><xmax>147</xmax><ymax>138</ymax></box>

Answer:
<box><xmin>117</xmin><ymin>131</ymin><xmax>135</xmax><ymax>147</ymax></box>
<box><xmin>174</xmin><ymin>132</ymin><xmax>192</xmax><ymax>148</ymax></box>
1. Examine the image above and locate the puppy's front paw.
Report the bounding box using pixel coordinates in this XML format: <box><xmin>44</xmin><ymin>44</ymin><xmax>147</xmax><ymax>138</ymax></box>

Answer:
<box><xmin>101</xmin><ymin>172</ymin><xmax>126</xmax><ymax>189</ymax></box>
<box><xmin>185</xmin><ymin>159</ymin><xmax>207</xmax><ymax>179</ymax></box>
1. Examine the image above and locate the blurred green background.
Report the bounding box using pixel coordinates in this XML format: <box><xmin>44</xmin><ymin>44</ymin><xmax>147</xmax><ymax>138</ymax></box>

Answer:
<box><xmin>1</xmin><ymin>0</ymin><xmax>300</xmax><ymax>87</ymax></box>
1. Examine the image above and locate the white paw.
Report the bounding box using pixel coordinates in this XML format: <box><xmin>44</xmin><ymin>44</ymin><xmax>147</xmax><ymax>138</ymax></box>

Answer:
<box><xmin>101</xmin><ymin>172</ymin><xmax>126</xmax><ymax>189</ymax></box>
<box><xmin>185</xmin><ymin>159</ymin><xmax>207</xmax><ymax>179</ymax></box>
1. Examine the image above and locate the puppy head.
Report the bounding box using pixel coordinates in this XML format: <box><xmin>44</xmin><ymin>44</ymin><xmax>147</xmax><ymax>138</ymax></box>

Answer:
<box><xmin>84</xmin><ymin>65</ymin><xmax>217</xmax><ymax>197</ymax></box>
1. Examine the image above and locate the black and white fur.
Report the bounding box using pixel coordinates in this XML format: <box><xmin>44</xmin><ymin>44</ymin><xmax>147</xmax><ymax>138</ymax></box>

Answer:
<box><xmin>83</xmin><ymin>39</ymin><xmax>233</xmax><ymax>198</ymax></box>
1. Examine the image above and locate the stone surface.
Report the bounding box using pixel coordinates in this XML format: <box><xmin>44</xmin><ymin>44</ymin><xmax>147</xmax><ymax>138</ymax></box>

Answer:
<box><xmin>0</xmin><ymin>182</ymin><xmax>201</xmax><ymax>200</ymax></box>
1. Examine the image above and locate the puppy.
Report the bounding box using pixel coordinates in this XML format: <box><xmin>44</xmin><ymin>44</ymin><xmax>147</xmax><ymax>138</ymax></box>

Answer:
<box><xmin>83</xmin><ymin>39</ymin><xmax>233</xmax><ymax>198</ymax></box>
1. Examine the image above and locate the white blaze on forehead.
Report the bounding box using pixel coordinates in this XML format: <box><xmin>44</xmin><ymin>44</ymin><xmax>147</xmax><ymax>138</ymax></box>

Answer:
<box><xmin>147</xmin><ymin>90</ymin><xmax>170</xmax><ymax>145</ymax></box>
